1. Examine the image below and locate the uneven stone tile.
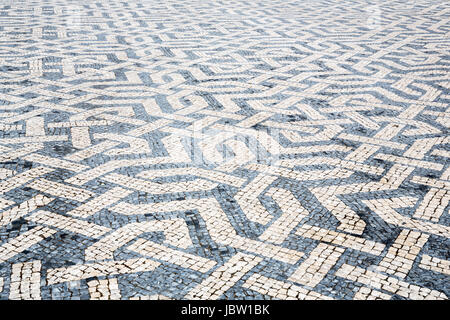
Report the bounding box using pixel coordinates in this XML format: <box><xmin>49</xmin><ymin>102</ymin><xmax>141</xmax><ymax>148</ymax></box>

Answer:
<box><xmin>295</xmin><ymin>224</ymin><xmax>385</xmax><ymax>255</ymax></box>
<box><xmin>335</xmin><ymin>264</ymin><xmax>447</xmax><ymax>300</ymax></box>
<box><xmin>85</xmin><ymin>219</ymin><xmax>192</xmax><ymax>261</ymax></box>
<box><xmin>0</xmin><ymin>227</ymin><xmax>57</xmax><ymax>264</ymax></box>
<box><xmin>67</xmin><ymin>187</ymin><xmax>133</xmax><ymax>219</ymax></box>
<box><xmin>185</xmin><ymin>253</ymin><xmax>263</xmax><ymax>299</ymax></box>
<box><xmin>419</xmin><ymin>255</ymin><xmax>450</xmax><ymax>276</ymax></box>
<box><xmin>375</xmin><ymin>230</ymin><xmax>429</xmax><ymax>278</ymax></box>
<box><xmin>353</xmin><ymin>287</ymin><xmax>391</xmax><ymax>300</ymax></box>
<box><xmin>46</xmin><ymin>258</ymin><xmax>161</xmax><ymax>285</ymax></box>
<box><xmin>242</xmin><ymin>274</ymin><xmax>333</xmax><ymax>300</ymax></box>
<box><xmin>9</xmin><ymin>260</ymin><xmax>42</xmax><ymax>300</ymax></box>
<box><xmin>289</xmin><ymin>243</ymin><xmax>345</xmax><ymax>288</ymax></box>
<box><xmin>26</xmin><ymin>211</ymin><xmax>111</xmax><ymax>238</ymax></box>
<box><xmin>0</xmin><ymin>195</ymin><xmax>53</xmax><ymax>227</ymax></box>
<box><xmin>88</xmin><ymin>278</ymin><xmax>121</xmax><ymax>300</ymax></box>
<box><xmin>0</xmin><ymin>0</ymin><xmax>448</xmax><ymax>301</ymax></box>
<box><xmin>259</xmin><ymin>188</ymin><xmax>310</xmax><ymax>244</ymax></box>
<box><xmin>26</xmin><ymin>179</ymin><xmax>95</xmax><ymax>202</ymax></box>
<box><xmin>0</xmin><ymin>167</ymin><xmax>54</xmax><ymax>194</ymax></box>
<box><xmin>128</xmin><ymin>239</ymin><xmax>216</xmax><ymax>273</ymax></box>
<box><xmin>129</xmin><ymin>294</ymin><xmax>173</xmax><ymax>300</ymax></box>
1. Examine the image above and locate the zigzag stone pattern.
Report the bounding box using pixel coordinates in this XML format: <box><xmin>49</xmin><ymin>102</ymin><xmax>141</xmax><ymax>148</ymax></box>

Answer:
<box><xmin>0</xmin><ymin>0</ymin><xmax>448</xmax><ymax>300</ymax></box>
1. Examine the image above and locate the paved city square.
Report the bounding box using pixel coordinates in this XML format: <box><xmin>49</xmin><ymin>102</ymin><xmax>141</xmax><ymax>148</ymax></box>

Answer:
<box><xmin>0</xmin><ymin>0</ymin><xmax>449</xmax><ymax>300</ymax></box>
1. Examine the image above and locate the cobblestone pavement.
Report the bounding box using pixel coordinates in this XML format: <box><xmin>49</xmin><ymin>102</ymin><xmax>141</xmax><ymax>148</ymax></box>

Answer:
<box><xmin>0</xmin><ymin>0</ymin><xmax>449</xmax><ymax>300</ymax></box>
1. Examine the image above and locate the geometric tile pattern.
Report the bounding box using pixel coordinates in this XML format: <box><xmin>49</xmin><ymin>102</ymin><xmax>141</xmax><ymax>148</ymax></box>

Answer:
<box><xmin>0</xmin><ymin>0</ymin><xmax>449</xmax><ymax>300</ymax></box>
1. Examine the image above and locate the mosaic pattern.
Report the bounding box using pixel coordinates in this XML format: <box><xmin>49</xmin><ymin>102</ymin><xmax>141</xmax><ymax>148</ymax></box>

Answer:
<box><xmin>0</xmin><ymin>0</ymin><xmax>449</xmax><ymax>300</ymax></box>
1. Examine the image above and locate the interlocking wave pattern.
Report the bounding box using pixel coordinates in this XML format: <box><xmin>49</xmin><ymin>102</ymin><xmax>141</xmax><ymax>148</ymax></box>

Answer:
<box><xmin>0</xmin><ymin>0</ymin><xmax>449</xmax><ymax>300</ymax></box>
